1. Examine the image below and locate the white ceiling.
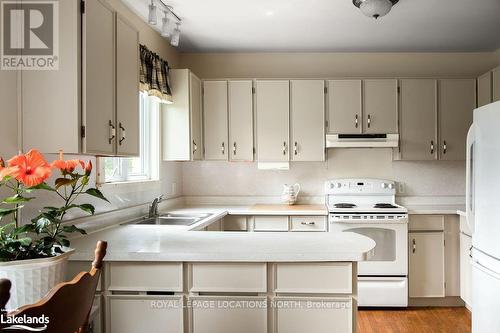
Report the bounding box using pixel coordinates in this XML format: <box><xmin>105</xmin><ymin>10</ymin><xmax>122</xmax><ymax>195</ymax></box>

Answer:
<box><xmin>123</xmin><ymin>0</ymin><xmax>500</xmax><ymax>53</ymax></box>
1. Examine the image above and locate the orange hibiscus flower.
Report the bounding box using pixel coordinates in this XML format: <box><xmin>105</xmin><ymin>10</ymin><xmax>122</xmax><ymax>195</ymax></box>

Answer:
<box><xmin>7</xmin><ymin>149</ymin><xmax>52</xmax><ymax>187</ymax></box>
<box><xmin>51</xmin><ymin>151</ymin><xmax>85</xmax><ymax>173</ymax></box>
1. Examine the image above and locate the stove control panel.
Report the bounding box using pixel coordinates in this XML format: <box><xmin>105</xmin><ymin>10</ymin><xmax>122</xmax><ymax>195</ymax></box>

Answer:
<box><xmin>325</xmin><ymin>179</ymin><xmax>396</xmax><ymax>195</ymax></box>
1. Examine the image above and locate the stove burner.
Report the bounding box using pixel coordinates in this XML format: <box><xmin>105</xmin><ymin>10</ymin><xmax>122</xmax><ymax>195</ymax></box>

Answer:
<box><xmin>374</xmin><ymin>203</ymin><xmax>398</xmax><ymax>209</ymax></box>
<box><xmin>334</xmin><ymin>203</ymin><xmax>357</xmax><ymax>209</ymax></box>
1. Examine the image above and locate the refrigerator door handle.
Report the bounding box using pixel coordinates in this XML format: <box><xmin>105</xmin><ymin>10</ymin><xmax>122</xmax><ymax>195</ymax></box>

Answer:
<box><xmin>466</xmin><ymin>124</ymin><xmax>476</xmax><ymax>234</ymax></box>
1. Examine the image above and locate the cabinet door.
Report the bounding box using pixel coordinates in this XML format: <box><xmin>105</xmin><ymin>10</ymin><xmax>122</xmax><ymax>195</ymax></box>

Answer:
<box><xmin>327</xmin><ymin>80</ymin><xmax>362</xmax><ymax>134</ymax></box>
<box><xmin>203</xmin><ymin>81</ymin><xmax>228</xmax><ymax>160</ymax></box>
<box><xmin>363</xmin><ymin>79</ymin><xmax>398</xmax><ymax>134</ymax></box>
<box><xmin>256</xmin><ymin>80</ymin><xmax>289</xmax><ymax>162</ymax></box>
<box><xmin>438</xmin><ymin>79</ymin><xmax>475</xmax><ymax>160</ymax></box>
<box><xmin>108</xmin><ymin>295</ymin><xmax>183</xmax><ymax>333</ymax></box>
<box><xmin>409</xmin><ymin>232</ymin><xmax>445</xmax><ymax>298</ymax></box>
<box><xmin>493</xmin><ymin>67</ymin><xmax>500</xmax><ymax>103</ymax></box>
<box><xmin>399</xmin><ymin>79</ymin><xmax>437</xmax><ymax>161</ymax></box>
<box><xmin>477</xmin><ymin>72</ymin><xmax>492</xmax><ymax>107</ymax></box>
<box><xmin>460</xmin><ymin>233</ymin><xmax>472</xmax><ymax>307</ymax></box>
<box><xmin>83</xmin><ymin>0</ymin><xmax>115</xmax><ymax>155</ymax></box>
<box><xmin>229</xmin><ymin>80</ymin><xmax>254</xmax><ymax>161</ymax></box>
<box><xmin>190</xmin><ymin>73</ymin><xmax>203</xmax><ymax>160</ymax></box>
<box><xmin>290</xmin><ymin>80</ymin><xmax>325</xmax><ymax>161</ymax></box>
<box><xmin>116</xmin><ymin>14</ymin><xmax>139</xmax><ymax>156</ymax></box>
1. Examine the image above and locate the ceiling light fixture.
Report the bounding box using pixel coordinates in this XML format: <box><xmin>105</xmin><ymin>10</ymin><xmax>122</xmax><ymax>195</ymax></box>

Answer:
<box><xmin>353</xmin><ymin>0</ymin><xmax>399</xmax><ymax>19</ymax></box>
<box><xmin>161</xmin><ymin>10</ymin><xmax>171</xmax><ymax>37</ymax></box>
<box><xmin>148</xmin><ymin>0</ymin><xmax>157</xmax><ymax>25</ymax></box>
<box><xmin>170</xmin><ymin>22</ymin><xmax>181</xmax><ymax>47</ymax></box>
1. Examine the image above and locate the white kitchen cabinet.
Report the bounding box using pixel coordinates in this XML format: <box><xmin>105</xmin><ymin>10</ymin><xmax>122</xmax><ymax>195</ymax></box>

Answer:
<box><xmin>256</xmin><ymin>80</ymin><xmax>290</xmax><ymax>162</ymax></box>
<box><xmin>274</xmin><ymin>297</ymin><xmax>353</xmax><ymax>333</ymax></box>
<box><xmin>409</xmin><ymin>232</ymin><xmax>445</xmax><ymax>298</ymax></box>
<box><xmin>115</xmin><ymin>14</ymin><xmax>140</xmax><ymax>156</ymax></box>
<box><xmin>493</xmin><ymin>66</ymin><xmax>500</xmax><ymax>102</ymax></box>
<box><xmin>460</xmin><ymin>232</ymin><xmax>473</xmax><ymax>308</ymax></box>
<box><xmin>477</xmin><ymin>72</ymin><xmax>493</xmax><ymax>107</ymax></box>
<box><xmin>290</xmin><ymin>80</ymin><xmax>325</xmax><ymax>161</ymax></box>
<box><xmin>108</xmin><ymin>295</ymin><xmax>183</xmax><ymax>333</ymax></box>
<box><xmin>229</xmin><ymin>80</ymin><xmax>254</xmax><ymax>161</ymax></box>
<box><xmin>253</xmin><ymin>216</ymin><xmax>289</xmax><ymax>231</ymax></box>
<box><xmin>363</xmin><ymin>79</ymin><xmax>398</xmax><ymax>134</ymax></box>
<box><xmin>191</xmin><ymin>263</ymin><xmax>267</xmax><ymax>293</ymax></box>
<box><xmin>438</xmin><ymin>79</ymin><xmax>476</xmax><ymax>161</ymax></box>
<box><xmin>108</xmin><ymin>262</ymin><xmax>183</xmax><ymax>292</ymax></box>
<box><xmin>399</xmin><ymin>79</ymin><xmax>437</xmax><ymax>161</ymax></box>
<box><xmin>327</xmin><ymin>80</ymin><xmax>362</xmax><ymax>134</ymax></box>
<box><xmin>163</xmin><ymin>69</ymin><xmax>203</xmax><ymax>161</ymax></box>
<box><xmin>203</xmin><ymin>80</ymin><xmax>228</xmax><ymax>160</ymax></box>
<box><xmin>222</xmin><ymin>215</ymin><xmax>248</xmax><ymax>231</ymax></box>
<box><xmin>289</xmin><ymin>216</ymin><xmax>327</xmax><ymax>232</ymax></box>
<box><xmin>191</xmin><ymin>296</ymin><xmax>267</xmax><ymax>333</ymax></box>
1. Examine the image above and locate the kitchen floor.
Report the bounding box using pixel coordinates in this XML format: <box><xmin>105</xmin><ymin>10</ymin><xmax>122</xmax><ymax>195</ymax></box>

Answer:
<box><xmin>358</xmin><ymin>307</ymin><xmax>471</xmax><ymax>333</ymax></box>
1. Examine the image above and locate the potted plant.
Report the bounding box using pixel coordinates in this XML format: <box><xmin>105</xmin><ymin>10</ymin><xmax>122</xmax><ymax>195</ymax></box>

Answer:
<box><xmin>0</xmin><ymin>149</ymin><xmax>108</xmax><ymax>309</ymax></box>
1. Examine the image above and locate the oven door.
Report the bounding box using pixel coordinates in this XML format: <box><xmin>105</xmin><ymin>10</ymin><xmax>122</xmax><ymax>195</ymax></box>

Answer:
<box><xmin>329</xmin><ymin>220</ymin><xmax>408</xmax><ymax>276</ymax></box>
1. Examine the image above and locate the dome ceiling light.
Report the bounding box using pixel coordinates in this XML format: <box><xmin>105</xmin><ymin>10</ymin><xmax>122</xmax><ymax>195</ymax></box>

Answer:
<box><xmin>353</xmin><ymin>0</ymin><xmax>399</xmax><ymax>19</ymax></box>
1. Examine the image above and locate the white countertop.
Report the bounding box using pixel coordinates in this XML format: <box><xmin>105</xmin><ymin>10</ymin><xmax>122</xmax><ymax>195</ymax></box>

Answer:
<box><xmin>70</xmin><ymin>226</ymin><xmax>375</xmax><ymax>262</ymax></box>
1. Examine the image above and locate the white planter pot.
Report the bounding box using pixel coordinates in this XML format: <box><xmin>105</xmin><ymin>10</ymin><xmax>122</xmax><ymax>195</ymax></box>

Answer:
<box><xmin>0</xmin><ymin>249</ymin><xmax>74</xmax><ymax>310</ymax></box>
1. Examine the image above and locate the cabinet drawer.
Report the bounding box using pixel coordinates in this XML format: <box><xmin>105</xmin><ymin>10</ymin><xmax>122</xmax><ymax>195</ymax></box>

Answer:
<box><xmin>274</xmin><ymin>297</ymin><xmax>353</xmax><ymax>333</ymax></box>
<box><xmin>108</xmin><ymin>262</ymin><xmax>182</xmax><ymax>292</ymax></box>
<box><xmin>253</xmin><ymin>216</ymin><xmax>289</xmax><ymax>231</ymax></box>
<box><xmin>409</xmin><ymin>215</ymin><xmax>444</xmax><ymax>231</ymax></box>
<box><xmin>108</xmin><ymin>295</ymin><xmax>183</xmax><ymax>333</ymax></box>
<box><xmin>275</xmin><ymin>262</ymin><xmax>352</xmax><ymax>294</ymax></box>
<box><xmin>223</xmin><ymin>215</ymin><xmax>248</xmax><ymax>231</ymax></box>
<box><xmin>290</xmin><ymin>216</ymin><xmax>327</xmax><ymax>232</ymax></box>
<box><xmin>191</xmin><ymin>263</ymin><xmax>267</xmax><ymax>293</ymax></box>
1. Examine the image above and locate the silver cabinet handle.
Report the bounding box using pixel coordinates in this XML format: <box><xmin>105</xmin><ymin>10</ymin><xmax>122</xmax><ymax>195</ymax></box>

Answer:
<box><xmin>192</xmin><ymin>140</ymin><xmax>197</xmax><ymax>154</ymax></box>
<box><xmin>301</xmin><ymin>221</ymin><xmax>315</xmax><ymax>226</ymax></box>
<box><xmin>412</xmin><ymin>239</ymin><xmax>416</xmax><ymax>254</ymax></box>
<box><xmin>367</xmin><ymin>114</ymin><xmax>371</xmax><ymax>128</ymax></box>
<box><xmin>430</xmin><ymin>140</ymin><xmax>435</xmax><ymax>155</ymax></box>
<box><xmin>282</xmin><ymin>141</ymin><xmax>287</xmax><ymax>155</ymax></box>
<box><xmin>221</xmin><ymin>142</ymin><xmax>225</xmax><ymax>155</ymax></box>
<box><xmin>443</xmin><ymin>140</ymin><xmax>447</xmax><ymax>155</ymax></box>
<box><xmin>108</xmin><ymin>120</ymin><xmax>116</xmax><ymax>144</ymax></box>
<box><xmin>118</xmin><ymin>122</ymin><xmax>126</xmax><ymax>145</ymax></box>
<box><xmin>355</xmin><ymin>114</ymin><xmax>359</xmax><ymax>128</ymax></box>
<box><xmin>294</xmin><ymin>142</ymin><xmax>298</xmax><ymax>155</ymax></box>
<box><xmin>233</xmin><ymin>142</ymin><xmax>237</xmax><ymax>155</ymax></box>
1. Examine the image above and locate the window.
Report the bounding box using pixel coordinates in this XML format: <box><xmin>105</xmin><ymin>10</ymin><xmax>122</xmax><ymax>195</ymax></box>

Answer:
<box><xmin>99</xmin><ymin>92</ymin><xmax>160</xmax><ymax>183</ymax></box>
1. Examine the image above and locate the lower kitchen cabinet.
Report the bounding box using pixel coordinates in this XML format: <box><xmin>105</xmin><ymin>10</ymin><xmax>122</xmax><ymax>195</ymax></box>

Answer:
<box><xmin>409</xmin><ymin>232</ymin><xmax>445</xmax><ymax>297</ymax></box>
<box><xmin>190</xmin><ymin>296</ymin><xmax>268</xmax><ymax>333</ymax></box>
<box><xmin>460</xmin><ymin>231</ymin><xmax>473</xmax><ymax>308</ymax></box>
<box><xmin>222</xmin><ymin>215</ymin><xmax>248</xmax><ymax>231</ymax></box>
<box><xmin>274</xmin><ymin>297</ymin><xmax>353</xmax><ymax>333</ymax></box>
<box><xmin>107</xmin><ymin>295</ymin><xmax>183</xmax><ymax>333</ymax></box>
<box><xmin>253</xmin><ymin>216</ymin><xmax>289</xmax><ymax>231</ymax></box>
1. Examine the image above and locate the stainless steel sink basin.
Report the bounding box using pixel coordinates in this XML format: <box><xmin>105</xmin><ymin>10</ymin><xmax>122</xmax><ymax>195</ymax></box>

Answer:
<box><xmin>125</xmin><ymin>213</ymin><xmax>212</xmax><ymax>226</ymax></box>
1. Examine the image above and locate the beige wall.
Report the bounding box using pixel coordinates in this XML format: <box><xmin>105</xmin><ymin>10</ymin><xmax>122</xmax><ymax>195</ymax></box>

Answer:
<box><xmin>180</xmin><ymin>52</ymin><xmax>499</xmax><ymax>79</ymax></box>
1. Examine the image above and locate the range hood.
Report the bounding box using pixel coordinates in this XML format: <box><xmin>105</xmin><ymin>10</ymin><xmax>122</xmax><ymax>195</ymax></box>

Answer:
<box><xmin>326</xmin><ymin>134</ymin><xmax>399</xmax><ymax>148</ymax></box>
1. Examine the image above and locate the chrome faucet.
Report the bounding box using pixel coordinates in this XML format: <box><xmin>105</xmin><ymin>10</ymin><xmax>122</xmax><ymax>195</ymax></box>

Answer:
<box><xmin>149</xmin><ymin>195</ymin><xmax>164</xmax><ymax>218</ymax></box>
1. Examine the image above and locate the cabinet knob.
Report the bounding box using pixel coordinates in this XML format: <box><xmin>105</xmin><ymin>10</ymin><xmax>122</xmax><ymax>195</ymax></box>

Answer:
<box><xmin>412</xmin><ymin>239</ymin><xmax>416</xmax><ymax>253</ymax></box>
<box><xmin>301</xmin><ymin>221</ymin><xmax>315</xmax><ymax>226</ymax></box>
<box><xmin>430</xmin><ymin>140</ymin><xmax>434</xmax><ymax>155</ymax></box>
<box><xmin>294</xmin><ymin>142</ymin><xmax>298</xmax><ymax>155</ymax></box>
<box><xmin>367</xmin><ymin>114</ymin><xmax>371</xmax><ymax>128</ymax></box>
<box><xmin>282</xmin><ymin>141</ymin><xmax>287</xmax><ymax>155</ymax></box>
<box><xmin>192</xmin><ymin>140</ymin><xmax>197</xmax><ymax>154</ymax></box>
<box><xmin>233</xmin><ymin>142</ymin><xmax>237</xmax><ymax>155</ymax></box>
<box><xmin>108</xmin><ymin>120</ymin><xmax>116</xmax><ymax>144</ymax></box>
<box><xmin>221</xmin><ymin>142</ymin><xmax>225</xmax><ymax>155</ymax></box>
<box><xmin>443</xmin><ymin>140</ymin><xmax>447</xmax><ymax>155</ymax></box>
<box><xmin>119</xmin><ymin>123</ymin><xmax>126</xmax><ymax>145</ymax></box>
<box><xmin>355</xmin><ymin>115</ymin><xmax>359</xmax><ymax>128</ymax></box>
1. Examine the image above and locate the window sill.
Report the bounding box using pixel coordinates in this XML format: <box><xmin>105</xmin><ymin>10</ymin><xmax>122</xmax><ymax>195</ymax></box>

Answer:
<box><xmin>97</xmin><ymin>179</ymin><xmax>161</xmax><ymax>193</ymax></box>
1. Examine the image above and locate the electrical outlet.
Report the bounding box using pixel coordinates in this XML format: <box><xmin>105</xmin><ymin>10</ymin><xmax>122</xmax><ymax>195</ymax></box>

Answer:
<box><xmin>398</xmin><ymin>182</ymin><xmax>405</xmax><ymax>194</ymax></box>
<box><xmin>171</xmin><ymin>182</ymin><xmax>177</xmax><ymax>196</ymax></box>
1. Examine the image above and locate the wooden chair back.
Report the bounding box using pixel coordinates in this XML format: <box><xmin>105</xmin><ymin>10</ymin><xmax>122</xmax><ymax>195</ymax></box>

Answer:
<box><xmin>0</xmin><ymin>241</ymin><xmax>107</xmax><ymax>333</ymax></box>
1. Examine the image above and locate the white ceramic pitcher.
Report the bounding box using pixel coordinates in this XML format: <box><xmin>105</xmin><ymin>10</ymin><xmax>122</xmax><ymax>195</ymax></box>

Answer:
<box><xmin>282</xmin><ymin>183</ymin><xmax>300</xmax><ymax>205</ymax></box>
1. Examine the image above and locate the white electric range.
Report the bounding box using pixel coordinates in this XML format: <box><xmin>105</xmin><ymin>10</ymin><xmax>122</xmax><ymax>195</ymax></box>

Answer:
<box><xmin>326</xmin><ymin>178</ymin><xmax>409</xmax><ymax>307</ymax></box>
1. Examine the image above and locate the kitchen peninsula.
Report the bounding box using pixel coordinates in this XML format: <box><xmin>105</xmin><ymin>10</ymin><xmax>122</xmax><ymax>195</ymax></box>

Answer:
<box><xmin>69</xmin><ymin>223</ymin><xmax>375</xmax><ymax>333</ymax></box>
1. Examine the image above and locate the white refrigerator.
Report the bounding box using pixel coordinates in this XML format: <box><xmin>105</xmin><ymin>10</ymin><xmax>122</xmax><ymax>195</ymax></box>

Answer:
<box><xmin>467</xmin><ymin>101</ymin><xmax>500</xmax><ymax>333</ymax></box>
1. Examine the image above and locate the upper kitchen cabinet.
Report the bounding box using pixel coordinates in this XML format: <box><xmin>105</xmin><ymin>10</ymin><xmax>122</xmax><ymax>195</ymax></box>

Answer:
<box><xmin>399</xmin><ymin>79</ymin><xmax>438</xmax><ymax>161</ymax></box>
<box><xmin>290</xmin><ymin>80</ymin><xmax>325</xmax><ymax>161</ymax></box>
<box><xmin>438</xmin><ymin>79</ymin><xmax>475</xmax><ymax>160</ymax></box>
<box><xmin>228</xmin><ymin>80</ymin><xmax>254</xmax><ymax>161</ymax></box>
<box><xmin>115</xmin><ymin>14</ymin><xmax>140</xmax><ymax>156</ymax></box>
<box><xmin>22</xmin><ymin>0</ymin><xmax>81</xmax><ymax>154</ymax></box>
<box><xmin>327</xmin><ymin>80</ymin><xmax>362</xmax><ymax>134</ymax></box>
<box><xmin>363</xmin><ymin>79</ymin><xmax>398</xmax><ymax>134</ymax></box>
<box><xmin>493</xmin><ymin>67</ymin><xmax>500</xmax><ymax>103</ymax></box>
<box><xmin>163</xmin><ymin>69</ymin><xmax>203</xmax><ymax>161</ymax></box>
<box><xmin>256</xmin><ymin>80</ymin><xmax>289</xmax><ymax>162</ymax></box>
<box><xmin>477</xmin><ymin>72</ymin><xmax>493</xmax><ymax>107</ymax></box>
<box><xmin>203</xmin><ymin>81</ymin><xmax>228</xmax><ymax>161</ymax></box>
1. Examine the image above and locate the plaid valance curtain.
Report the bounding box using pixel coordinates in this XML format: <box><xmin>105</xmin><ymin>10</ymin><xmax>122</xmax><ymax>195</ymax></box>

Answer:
<box><xmin>139</xmin><ymin>44</ymin><xmax>173</xmax><ymax>104</ymax></box>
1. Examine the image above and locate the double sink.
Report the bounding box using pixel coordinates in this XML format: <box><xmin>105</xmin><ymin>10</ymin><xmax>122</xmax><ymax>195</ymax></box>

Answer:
<box><xmin>127</xmin><ymin>213</ymin><xmax>213</xmax><ymax>226</ymax></box>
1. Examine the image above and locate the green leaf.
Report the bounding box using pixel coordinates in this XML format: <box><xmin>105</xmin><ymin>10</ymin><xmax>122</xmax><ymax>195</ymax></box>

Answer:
<box><xmin>62</xmin><ymin>225</ymin><xmax>87</xmax><ymax>235</ymax></box>
<box><xmin>17</xmin><ymin>237</ymin><xmax>32</xmax><ymax>246</ymax></box>
<box><xmin>26</xmin><ymin>182</ymin><xmax>55</xmax><ymax>192</ymax></box>
<box><xmin>0</xmin><ymin>207</ymin><xmax>18</xmax><ymax>217</ymax></box>
<box><xmin>78</xmin><ymin>204</ymin><xmax>95</xmax><ymax>215</ymax></box>
<box><xmin>85</xmin><ymin>188</ymin><xmax>109</xmax><ymax>203</ymax></box>
<box><xmin>55</xmin><ymin>178</ymin><xmax>76</xmax><ymax>189</ymax></box>
<box><xmin>3</xmin><ymin>194</ymin><xmax>33</xmax><ymax>204</ymax></box>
